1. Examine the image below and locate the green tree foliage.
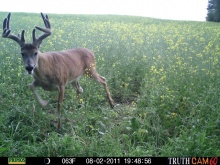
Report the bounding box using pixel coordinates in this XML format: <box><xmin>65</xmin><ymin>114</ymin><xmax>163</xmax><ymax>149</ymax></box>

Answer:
<box><xmin>207</xmin><ymin>0</ymin><xmax>220</xmax><ymax>21</ymax></box>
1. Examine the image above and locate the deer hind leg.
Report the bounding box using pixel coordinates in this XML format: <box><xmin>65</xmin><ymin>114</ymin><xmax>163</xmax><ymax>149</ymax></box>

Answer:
<box><xmin>57</xmin><ymin>85</ymin><xmax>65</xmax><ymax>129</ymax></box>
<box><xmin>72</xmin><ymin>81</ymin><xmax>83</xmax><ymax>102</ymax></box>
<box><xmin>72</xmin><ymin>81</ymin><xmax>83</xmax><ymax>97</ymax></box>
<box><xmin>30</xmin><ymin>81</ymin><xmax>48</xmax><ymax>107</ymax></box>
<box><xmin>89</xmin><ymin>71</ymin><xmax>114</xmax><ymax>108</ymax></box>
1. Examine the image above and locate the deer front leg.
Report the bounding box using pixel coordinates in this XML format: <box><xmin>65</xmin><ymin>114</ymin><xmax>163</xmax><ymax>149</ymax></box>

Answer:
<box><xmin>57</xmin><ymin>85</ymin><xmax>65</xmax><ymax>129</ymax></box>
<box><xmin>30</xmin><ymin>81</ymin><xmax>48</xmax><ymax>107</ymax></box>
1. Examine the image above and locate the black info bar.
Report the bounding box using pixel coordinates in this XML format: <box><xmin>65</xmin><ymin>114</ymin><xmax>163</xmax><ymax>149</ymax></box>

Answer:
<box><xmin>0</xmin><ymin>157</ymin><xmax>219</xmax><ymax>165</ymax></box>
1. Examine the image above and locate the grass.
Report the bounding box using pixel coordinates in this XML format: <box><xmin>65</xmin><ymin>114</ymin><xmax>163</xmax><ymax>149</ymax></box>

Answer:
<box><xmin>0</xmin><ymin>12</ymin><xmax>220</xmax><ymax>156</ymax></box>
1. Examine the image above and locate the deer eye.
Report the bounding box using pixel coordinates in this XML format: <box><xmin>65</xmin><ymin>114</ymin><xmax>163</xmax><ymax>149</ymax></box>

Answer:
<box><xmin>34</xmin><ymin>52</ymin><xmax>38</xmax><ymax>56</ymax></box>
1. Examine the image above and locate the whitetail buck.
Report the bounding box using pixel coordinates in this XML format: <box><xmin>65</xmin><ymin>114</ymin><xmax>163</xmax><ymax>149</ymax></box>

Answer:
<box><xmin>2</xmin><ymin>13</ymin><xmax>114</xmax><ymax>129</ymax></box>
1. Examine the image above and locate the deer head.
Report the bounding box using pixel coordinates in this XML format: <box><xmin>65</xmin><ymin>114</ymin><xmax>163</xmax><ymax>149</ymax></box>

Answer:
<box><xmin>2</xmin><ymin>13</ymin><xmax>52</xmax><ymax>74</ymax></box>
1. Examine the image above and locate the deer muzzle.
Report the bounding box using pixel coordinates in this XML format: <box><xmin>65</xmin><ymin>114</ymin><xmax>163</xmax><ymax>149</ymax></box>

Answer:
<box><xmin>25</xmin><ymin>65</ymin><xmax>35</xmax><ymax>74</ymax></box>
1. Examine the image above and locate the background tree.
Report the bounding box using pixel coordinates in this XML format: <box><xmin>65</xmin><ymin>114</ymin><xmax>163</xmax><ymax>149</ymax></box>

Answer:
<box><xmin>207</xmin><ymin>0</ymin><xmax>220</xmax><ymax>22</ymax></box>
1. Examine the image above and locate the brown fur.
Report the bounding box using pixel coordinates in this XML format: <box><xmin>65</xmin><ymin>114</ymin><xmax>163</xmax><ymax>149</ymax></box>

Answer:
<box><xmin>31</xmin><ymin>48</ymin><xmax>114</xmax><ymax>129</ymax></box>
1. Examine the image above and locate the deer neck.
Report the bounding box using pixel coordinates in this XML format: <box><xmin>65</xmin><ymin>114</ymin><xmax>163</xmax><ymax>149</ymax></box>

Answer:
<box><xmin>33</xmin><ymin>52</ymin><xmax>48</xmax><ymax>75</ymax></box>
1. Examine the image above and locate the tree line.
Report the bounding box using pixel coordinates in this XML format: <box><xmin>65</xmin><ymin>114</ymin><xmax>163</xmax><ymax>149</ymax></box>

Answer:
<box><xmin>207</xmin><ymin>0</ymin><xmax>220</xmax><ymax>22</ymax></box>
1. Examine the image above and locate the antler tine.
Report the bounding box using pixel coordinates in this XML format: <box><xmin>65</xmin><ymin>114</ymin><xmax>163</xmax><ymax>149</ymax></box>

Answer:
<box><xmin>32</xmin><ymin>12</ymin><xmax>52</xmax><ymax>47</ymax></box>
<box><xmin>41</xmin><ymin>13</ymin><xmax>51</xmax><ymax>28</ymax></box>
<box><xmin>2</xmin><ymin>13</ymin><xmax>25</xmax><ymax>47</ymax></box>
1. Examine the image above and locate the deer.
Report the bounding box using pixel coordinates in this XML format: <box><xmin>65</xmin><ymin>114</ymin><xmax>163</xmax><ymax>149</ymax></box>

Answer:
<box><xmin>2</xmin><ymin>13</ymin><xmax>114</xmax><ymax>129</ymax></box>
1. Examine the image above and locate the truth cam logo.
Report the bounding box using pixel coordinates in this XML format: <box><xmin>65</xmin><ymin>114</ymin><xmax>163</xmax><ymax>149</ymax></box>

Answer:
<box><xmin>168</xmin><ymin>157</ymin><xmax>218</xmax><ymax>165</ymax></box>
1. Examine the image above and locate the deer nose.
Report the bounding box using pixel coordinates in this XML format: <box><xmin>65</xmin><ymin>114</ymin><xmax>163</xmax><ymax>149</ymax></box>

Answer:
<box><xmin>25</xmin><ymin>66</ymin><xmax>34</xmax><ymax>73</ymax></box>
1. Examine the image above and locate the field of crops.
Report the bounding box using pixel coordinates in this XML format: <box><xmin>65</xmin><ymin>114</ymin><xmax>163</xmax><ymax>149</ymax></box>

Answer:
<box><xmin>0</xmin><ymin>12</ymin><xmax>220</xmax><ymax>156</ymax></box>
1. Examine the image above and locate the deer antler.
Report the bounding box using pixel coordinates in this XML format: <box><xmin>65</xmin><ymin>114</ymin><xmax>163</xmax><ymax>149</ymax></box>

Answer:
<box><xmin>32</xmin><ymin>13</ymin><xmax>52</xmax><ymax>47</ymax></box>
<box><xmin>2</xmin><ymin>13</ymin><xmax>25</xmax><ymax>47</ymax></box>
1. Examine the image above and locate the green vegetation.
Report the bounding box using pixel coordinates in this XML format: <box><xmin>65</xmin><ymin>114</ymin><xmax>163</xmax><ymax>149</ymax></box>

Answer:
<box><xmin>0</xmin><ymin>12</ymin><xmax>220</xmax><ymax>156</ymax></box>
